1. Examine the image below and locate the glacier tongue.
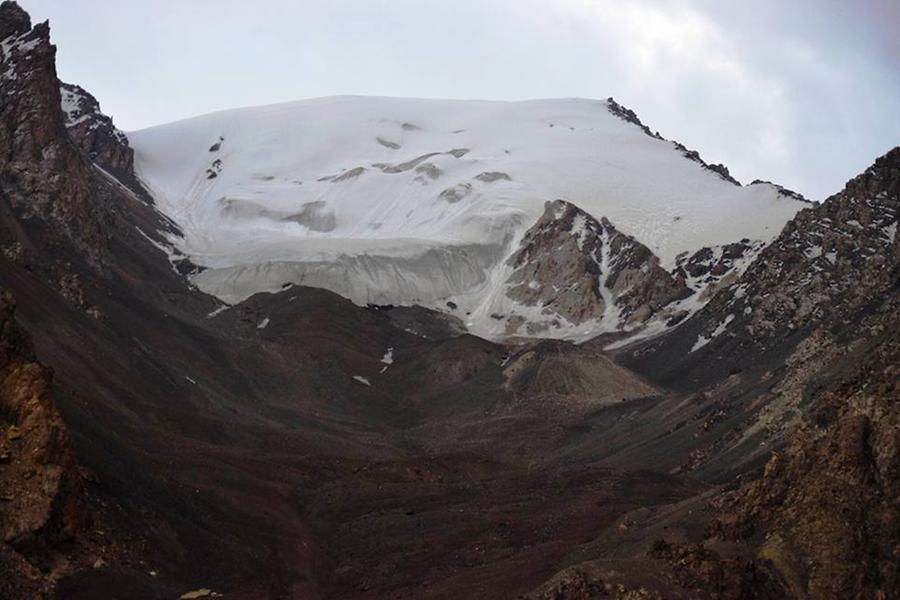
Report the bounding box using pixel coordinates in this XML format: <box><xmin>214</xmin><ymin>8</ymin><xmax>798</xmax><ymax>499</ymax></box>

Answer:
<box><xmin>129</xmin><ymin>95</ymin><xmax>808</xmax><ymax>339</ymax></box>
<box><xmin>190</xmin><ymin>239</ymin><xmax>510</xmax><ymax>306</ymax></box>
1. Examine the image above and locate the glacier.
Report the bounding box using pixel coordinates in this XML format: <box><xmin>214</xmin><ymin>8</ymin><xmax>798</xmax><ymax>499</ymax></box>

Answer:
<box><xmin>129</xmin><ymin>95</ymin><xmax>807</xmax><ymax>339</ymax></box>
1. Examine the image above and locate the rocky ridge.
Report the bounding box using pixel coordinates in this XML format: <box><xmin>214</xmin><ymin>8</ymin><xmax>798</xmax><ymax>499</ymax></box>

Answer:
<box><xmin>0</xmin><ymin>1</ymin><xmax>109</xmax><ymax>258</ymax></box>
<box><xmin>749</xmin><ymin>179</ymin><xmax>807</xmax><ymax>202</ymax></box>
<box><xmin>621</xmin><ymin>147</ymin><xmax>898</xmax><ymax>389</ymax></box>
<box><xmin>697</xmin><ymin>147</ymin><xmax>897</xmax><ymax>355</ymax></box>
<box><xmin>700</xmin><ymin>154</ymin><xmax>900</xmax><ymax>598</ymax></box>
<box><xmin>0</xmin><ymin>1</ymin><xmax>139</xmax><ymax>264</ymax></box>
<box><xmin>59</xmin><ymin>81</ymin><xmax>133</xmax><ymax>178</ymax></box>
<box><xmin>606</xmin><ymin>97</ymin><xmax>741</xmax><ymax>187</ymax></box>
<box><xmin>503</xmin><ymin>200</ymin><xmax>689</xmax><ymax>335</ymax></box>
<box><xmin>589</xmin><ymin>147</ymin><xmax>900</xmax><ymax>599</ymax></box>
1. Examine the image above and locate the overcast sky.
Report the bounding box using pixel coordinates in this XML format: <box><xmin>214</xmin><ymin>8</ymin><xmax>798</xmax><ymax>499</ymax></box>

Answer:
<box><xmin>23</xmin><ymin>0</ymin><xmax>900</xmax><ymax>200</ymax></box>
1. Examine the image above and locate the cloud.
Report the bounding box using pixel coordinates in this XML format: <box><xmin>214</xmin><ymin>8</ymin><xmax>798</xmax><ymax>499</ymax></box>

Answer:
<box><xmin>551</xmin><ymin>0</ymin><xmax>743</xmax><ymax>80</ymax></box>
<box><xmin>535</xmin><ymin>1</ymin><xmax>794</xmax><ymax>176</ymax></box>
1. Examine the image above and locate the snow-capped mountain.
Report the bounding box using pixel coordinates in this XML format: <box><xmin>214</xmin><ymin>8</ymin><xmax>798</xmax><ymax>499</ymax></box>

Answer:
<box><xmin>129</xmin><ymin>95</ymin><xmax>808</xmax><ymax>339</ymax></box>
<box><xmin>4</xmin><ymin>2</ymin><xmax>899</xmax><ymax>597</ymax></box>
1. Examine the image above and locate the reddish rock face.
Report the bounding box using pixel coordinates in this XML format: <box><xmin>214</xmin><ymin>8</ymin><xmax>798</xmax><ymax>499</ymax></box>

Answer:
<box><xmin>0</xmin><ymin>291</ymin><xmax>89</xmax><ymax>596</ymax></box>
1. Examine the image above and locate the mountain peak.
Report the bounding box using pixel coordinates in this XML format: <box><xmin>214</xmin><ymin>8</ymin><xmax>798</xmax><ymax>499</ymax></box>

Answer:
<box><xmin>605</xmin><ymin>96</ymin><xmax>741</xmax><ymax>186</ymax></box>
<box><xmin>605</xmin><ymin>97</ymin><xmax>663</xmax><ymax>140</ymax></box>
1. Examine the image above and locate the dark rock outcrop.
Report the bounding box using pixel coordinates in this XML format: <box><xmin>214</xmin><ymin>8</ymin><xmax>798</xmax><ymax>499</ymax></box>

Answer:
<box><xmin>59</xmin><ymin>81</ymin><xmax>134</xmax><ymax>178</ymax></box>
<box><xmin>606</xmin><ymin>97</ymin><xmax>664</xmax><ymax>140</ymax></box>
<box><xmin>673</xmin><ymin>239</ymin><xmax>764</xmax><ymax>302</ymax></box>
<box><xmin>504</xmin><ymin>200</ymin><xmax>689</xmax><ymax>331</ymax></box>
<box><xmin>0</xmin><ymin>0</ymin><xmax>27</xmax><ymax>39</ymax></box>
<box><xmin>749</xmin><ymin>179</ymin><xmax>808</xmax><ymax>203</ymax></box>
<box><xmin>0</xmin><ymin>1</ymin><xmax>106</xmax><ymax>256</ymax></box>
<box><xmin>0</xmin><ymin>291</ymin><xmax>89</xmax><ymax>597</ymax></box>
<box><xmin>672</xmin><ymin>142</ymin><xmax>741</xmax><ymax>186</ymax></box>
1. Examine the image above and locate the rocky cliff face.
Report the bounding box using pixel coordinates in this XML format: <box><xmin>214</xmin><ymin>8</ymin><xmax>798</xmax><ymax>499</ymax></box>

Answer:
<box><xmin>696</xmin><ymin>150</ymin><xmax>900</xmax><ymax>599</ymax></box>
<box><xmin>698</xmin><ymin>147</ymin><xmax>898</xmax><ymax>355</ymax></box>
<box><xmin>59</xmin><ymin>81</ymin><xmax>134</xmax><ymax>178</ymax></box>
<box><xmin>0</xmin><ymin>1</ymin><xmax>106</xmax><ymax>257</ymax></box>
<box><xmin>707</xmin><ymin>284</ymin><xmax>899</xmax><ymax>598</ymax></box>
<box><xmin>0</xmin><ymin>0</ymin><xmax>182</xmax><ymax>309</ymax></box>
<box><xmin>0</xmin><ymin>291</ymin><xmax>90</xmax><ymax>598</ymax></box>
<box><xmin>625</xmin><ymin>147</ymin><xmax>898</xmax><ymax>389</ymax></box>
<box><xmin>502</xmin><ymin>200</ymin><xmax>690</xmax><ymax>336</ymax></box>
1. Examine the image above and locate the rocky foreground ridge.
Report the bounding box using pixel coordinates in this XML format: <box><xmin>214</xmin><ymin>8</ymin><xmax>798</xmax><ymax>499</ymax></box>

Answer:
<box><xmin>0</xmin><ymin>292</ymin><xmax>101</xmax><ymax>598</ymax></box>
